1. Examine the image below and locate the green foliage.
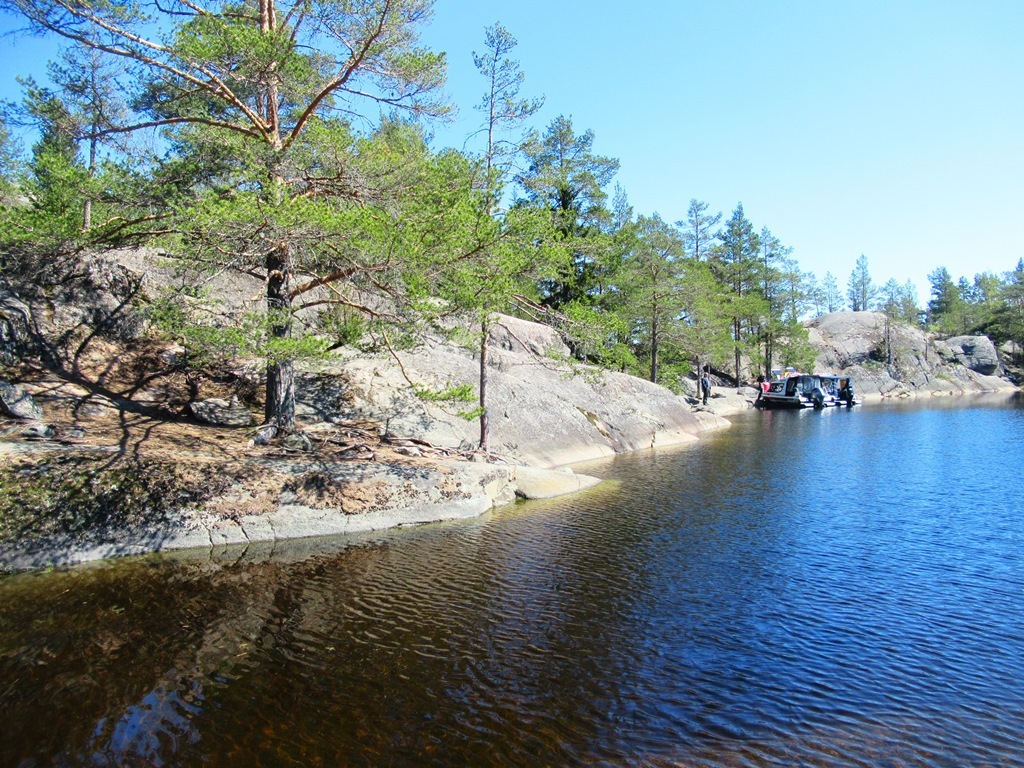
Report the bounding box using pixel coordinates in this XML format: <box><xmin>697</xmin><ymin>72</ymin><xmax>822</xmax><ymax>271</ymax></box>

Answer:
<box><xmin>994</xmin><ymin>260</ymin><xmax>1024</xmax><ymax>350</ymax></box>
<box><xmin>847</xmin><ymin>254</ymin><xmax>878</xmax><ymax>312</ymax></box>
<box><xmin>414</xmin><ymin>382</ymin><xmax>476</xmax><ymax>403</ymax></box>
<box><xmin>927</xmin><ymin>266</ymin><xmax>962</xmax><ymax>334</ymax></box>
<box><xmin>518</xmin><ymin>115</ymin><xmax>620</xmax><ymax>308</ymax></box>
<box><xmin>0</xmin><ymin>111</ymin><xmax>23</xmax><ymax>188</ymax></box>
<box><xmin>7</xmin><ymin>0</ymin><xmax>1024</xmax><ymax>416</ymax></box>
<box><xmin>879</xmin><ymin>278</ymin><xmax>921</xmax><ymax>326</ymax></box>
<box><xmin>148</xmin><ymin>297</ymin><xmax>330</xmax><ymax>368</ymax></box>
<box><xmin>320</xmin><ymin>307</ymin><xmax>368</xmax><ymax>349</ymax></box>
<box><xmin>473</xmin><ymin>21</ymin><xmax>544</xmax><ymax>185</ymax></box>
<box><xmin>413</xmin><ymin>382</ymin><xmax>483</xmax><ymax>421</ymax></box>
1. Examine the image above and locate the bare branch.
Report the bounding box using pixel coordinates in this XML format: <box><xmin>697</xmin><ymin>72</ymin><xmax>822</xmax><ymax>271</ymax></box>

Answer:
<box><xmin>285</xmin><ymin>0</ymin><xmax>394</xmax><ymax>146</ymax></box>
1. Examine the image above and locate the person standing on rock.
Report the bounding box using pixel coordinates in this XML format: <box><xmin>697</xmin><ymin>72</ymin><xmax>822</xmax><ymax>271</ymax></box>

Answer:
<box><xmin>701</xmin><ymin>366</ymin><xmax>711</xmax><ymax>405</ymax></box>
<box><xmin>756</xmin><ymin>374</ymin><xmax>769</xmax><ymax>402</ymax></box>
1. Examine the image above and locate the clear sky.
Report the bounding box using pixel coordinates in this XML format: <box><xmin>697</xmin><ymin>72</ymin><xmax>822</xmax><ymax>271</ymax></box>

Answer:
<box><xmin>2</xmin><ymin>1</ymin><xmax>1022</xmax><ymax>306</ymax></box>
<box><xmin>418</xmin><ymin>0</ymin><xmax>1024</xmax><ymax>305</ymax></box>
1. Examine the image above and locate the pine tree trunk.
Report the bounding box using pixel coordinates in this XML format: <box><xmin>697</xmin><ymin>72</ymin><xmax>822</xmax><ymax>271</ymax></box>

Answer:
<box><xmin>734</xmin><ymin>318</ymin><xmax>742</xmax><ymax>387</ymax></box>
<box><xmin>83</xmin><ymin>134</ymin><xmax>97</xmax><ymax>230</ymax></box>
<box><xmin>650</xmin><ymin>316</ymin><xmax>659</xmax><ymax>383</ymax></box>
<box><xmin>266</xmin><ymin>359</ymin><xmax>295</xmax><ymax>428</ymax></box>
<box><xmin>479</xmin><ymin>318</ymin><xmax>489</xmax><ymax>452</ymax></box>
<box><xmin>265</xmin><ymin>245</ymin><xmax>295</xmax><ymax>432</ymax></box>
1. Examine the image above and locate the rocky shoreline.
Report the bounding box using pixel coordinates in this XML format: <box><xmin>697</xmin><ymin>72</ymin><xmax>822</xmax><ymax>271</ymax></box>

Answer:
<box><xmin>0</xmin><ymin>344</ymin><xmax>740</xmax><ymax>573</ymax></box>
<box><xmin>1</xmin><ymin>258</ymin><xmax>1019</xmax><ymax>574</ymax></box>
<box><xmin>2</xmin><ymin>361</ymin><xmax>1014</xmax><ymax>575</ymax></box>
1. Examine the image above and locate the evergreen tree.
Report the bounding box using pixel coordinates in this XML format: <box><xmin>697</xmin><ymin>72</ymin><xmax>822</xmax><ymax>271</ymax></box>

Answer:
<box><xmin>805</xmin><ymin>273</ymin><xmax>825</xmax><ymax>317</ymax></box>
<box><xmin>677</xmin><ymin>198</ymin><xmax>721</xmax><ymax>262</ymax></box>
<box><xmin>821</xmin><ymin>271</ymin><xmax>844</xmax><ymax>313</ymax></box>
<box><xmin>927</xmin><ymin>266</ymin><xmax>963</xmax><ymax>335</ymax></box>
<box><xmin>3</xmin><ymin>0</ymin><xmax>449</xmax><ymax>437</ymax></box>
<box><xmin>20</xmin><ymin>78</ymin><xmax>80</xmax><ymax>203</ymax></box>
<box><xmin>847</xmin><ymin>254</ymin><xmax>878</xmax><ymax>311</ymax></box>
<box><xmin>964</xmin><ymin>272</ymin><xmax>1003</xmax><ymax>336</ymax></box>
<box><xmin>44</xmin><ymin>41</ymin><xmax>134</xmax><ymax>229</ymax></box>
<box><xmin>670</xmin><ymin>260</ymin><xmax>734</xmax><ymax>381</ymax></box>
<box><xmin>996</xmin><ymin>260</ymin><xmax>1024</xmax><ymax>354</ymax></box>
<box><xmin>757</xmin><ymin>227</ymin><xmax>788</xmax><ymax>377</ymax></box>
<box><xmin>751</xmin><ymin>228</ymin><xmax>814</xmax><ymax>375</ymax></box>
<box><xmin>899</xmin><ymin>280</ymin><xmax>922</xmax><ymax>326</ymax></box>
<box><xmin>878</xmin><ymin>278</ymin><xmax>904</xmax><ymax>364</ymax></box>
<box><xmin>468</xmin><ymin>19</ymin><xmax>544</xmax><ymax>450</ymax></box>
<box><xmin>517</xmin><ymin>115</ymin><xmax>619</xmax><ymax>308</ymax></box>
<box><xmin>472</xmin><ymin>22</ymin><xmax>544</xmax><ymax>200</ymax></box>
<box><xmin>620</xmin><ymin>213</ymin><xmax>685</xmax><ymax>383</ymax></box>
<box><xmin>712</xmin><ymin>203</ymin><xmax>764</xmax><ymax>384</ymax></box>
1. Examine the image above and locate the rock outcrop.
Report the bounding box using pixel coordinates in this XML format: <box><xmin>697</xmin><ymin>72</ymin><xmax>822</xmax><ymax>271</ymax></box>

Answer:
<box><xmin>939</xmin><ymin>336</ymin><xmax>1000</xmax><ymax>375</ymax></box>
<box><xmin>292</xmin><ymin>314</ymin><xmax>729</xmax><ymax>468</ymax></box>
<box><xmin>189</xmin><ymin>397</ymin><xmax>255</xmax><ymax>427</ymax></box>
<box><xmin>807</xmin><ymin>312</ymin><xmax>1015</xmax><ymax>398</ymax></box>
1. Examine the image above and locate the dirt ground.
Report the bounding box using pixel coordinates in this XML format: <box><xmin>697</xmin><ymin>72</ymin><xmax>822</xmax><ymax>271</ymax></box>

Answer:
<box><xmin>0</xmin><ymin>338</ymin><xmax>460</xmax><ymax>553</ymax></box>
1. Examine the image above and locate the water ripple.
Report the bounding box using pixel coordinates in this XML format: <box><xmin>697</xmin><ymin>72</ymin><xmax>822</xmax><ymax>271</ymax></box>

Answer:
<box><xmin>3</xmin><ymin>398</ymin><xmax>1024</xmax><ymax>766</ymax></box>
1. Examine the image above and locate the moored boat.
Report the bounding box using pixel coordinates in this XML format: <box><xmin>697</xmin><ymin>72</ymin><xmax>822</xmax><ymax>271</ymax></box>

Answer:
<box><xmin>758</xmin><ymin>372</ymin><xmax>859</xmax><ymax>409</ymax></box>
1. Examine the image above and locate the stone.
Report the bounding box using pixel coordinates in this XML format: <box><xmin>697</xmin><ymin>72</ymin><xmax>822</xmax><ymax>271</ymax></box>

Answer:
<box><xmin>158</xmin><ymin>344</ymin><xmax>187</xmax><ymax>367</ymax></box>
<box><xmin>189</xmin><ymin>398</ymin><xmax>255</xmax><ymax>427</ymax></box>
<box><xmin>21</xmin><ymin>423</ymin><xmax>56</xmax><ymax>439</ymax></box>
<box><xmin>0</xmin><ymin>381</ymin><xmax>44</xmax><ymax>421</ymax></box>
<box><xmin>311</xmin><ymin>320</ymin><xmax>713</xmax><ymax>469</ymax></box>
<box><xmin>808</xmin><ymin>311</ymin><xmax>1014</xmax><ymax>398</ymax></box>
<box><xmin>283</xmin><ymin>432</ymin><xmax>313</xmax><ymax>451</ymax></box>
<box><xmin>945</xmin><ymin>336</ymin><xmax>1000</xmax><ymax>375</ymax></box>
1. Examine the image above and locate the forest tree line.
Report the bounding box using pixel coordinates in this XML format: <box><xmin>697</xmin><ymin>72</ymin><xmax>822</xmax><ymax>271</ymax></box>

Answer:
<box><xmin>1</xmin><ymin>1</ymin><xmax>1022</xmax><ymax>448</ymax></box>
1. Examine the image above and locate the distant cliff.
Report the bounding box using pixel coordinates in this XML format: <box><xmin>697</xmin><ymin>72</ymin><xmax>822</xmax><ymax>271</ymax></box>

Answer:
<box><xmin>807</xmin><ymin>311</ymin><xmax>1016</xmax><ymax>399</ymax></box>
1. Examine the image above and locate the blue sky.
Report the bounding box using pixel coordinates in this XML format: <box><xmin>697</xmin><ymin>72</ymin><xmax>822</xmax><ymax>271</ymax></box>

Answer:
<box><xmin>2</xmin><ymin>1</ymin><xmax>1022</xmax><ymax>306</ymax></box>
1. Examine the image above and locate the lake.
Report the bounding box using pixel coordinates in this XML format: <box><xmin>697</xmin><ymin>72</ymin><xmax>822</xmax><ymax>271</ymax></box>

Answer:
<box><xmin>2</xmin><ymin>394</ymin><xmax>1023</xmax><ymax>767</ymax></box>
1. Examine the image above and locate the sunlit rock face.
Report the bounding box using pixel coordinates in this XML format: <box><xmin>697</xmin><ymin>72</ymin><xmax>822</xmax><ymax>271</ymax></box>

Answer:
<box><xmin>301</xmin><ymin>312</ymin><xmax>725</xmax><ymax>470</ymax></box>
<box><xmin>807</xmin><ymin>311</ymin><xmax>1013</xmax><ymax>398</ymax></box>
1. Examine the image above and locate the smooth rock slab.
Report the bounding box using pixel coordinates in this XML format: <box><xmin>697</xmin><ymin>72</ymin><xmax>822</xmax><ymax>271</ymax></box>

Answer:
<box><xmin>512</xmin><ymin>466</ymin><xmax>603</xmax><ymax>499</ymax></box>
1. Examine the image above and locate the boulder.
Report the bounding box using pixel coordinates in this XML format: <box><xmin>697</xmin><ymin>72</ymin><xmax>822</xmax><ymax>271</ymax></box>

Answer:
<box><xmin>942</xmin><ymin>335</ymin><xmax>1000</xmax><ymax>375</ymax></box>
<box><xmin>512</xmin><ymin>466</ymin><xmax>603</xmax><ymax>499</ymax></box>
<box><xmin>21</xmin><ymin>423</ymin><xmax>56</xmax><ymax>439</ymax></box>
<box><xmin>0</xmin><ymin>290</ymin><xmax>34</xmax><ymax>364</ymax></box>
<box><xmin>488</xmin><ymin>315</ymin><xmax>571</xmax><ymax>358</ymax></box>
<box><xmin>807</xmin><ymin>311</ymin><xmax>884</xmax><ymax>367</ymax></box>
<box><xmin>0</xmin><ymin>381</ymin><xmax>44</xmax><ymax>421</ymax></box>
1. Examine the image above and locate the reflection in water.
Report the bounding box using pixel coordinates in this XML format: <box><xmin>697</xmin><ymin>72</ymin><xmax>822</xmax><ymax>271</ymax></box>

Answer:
<box><xmin>2</xmin><ymin>395</ymin><xmax>1023</xmax><ymax>766</ymax></box>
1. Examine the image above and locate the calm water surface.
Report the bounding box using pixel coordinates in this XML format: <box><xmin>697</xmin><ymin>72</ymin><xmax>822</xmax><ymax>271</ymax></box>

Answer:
<box><xmin>2</xmin><ymin>395</ymin><xmax>1023</xmax><ymax>767</ymax></box>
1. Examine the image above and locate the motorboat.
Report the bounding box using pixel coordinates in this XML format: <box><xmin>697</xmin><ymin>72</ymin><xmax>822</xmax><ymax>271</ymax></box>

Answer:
<box><xmin>758</xmin><ymin>373</ymin><xmax>859</xmax><ymax>409</ymax></box>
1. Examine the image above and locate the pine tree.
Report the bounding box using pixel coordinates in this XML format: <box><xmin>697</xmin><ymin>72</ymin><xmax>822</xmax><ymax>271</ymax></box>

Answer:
<box><xmin>847</xmin><ymin>255</ymin><xmax>878</xmax><ymax>312</ymax></box>
<box><xmin>3</xmin><ymin>0</ymin><xmax>449</xmax><ymax>437</ymax></box>
<box><xmin>713</xmin><ymin>203</ymin><xmax>764</xmax><ymax>384</ymax></box>
<box><xmin>677</xmin><ymin>199</ymin><xmax>721</xmax><ymax>262</ymax></box>
<box><xmin>468</xmin><ymin>21</ymin><xmax>545</xmax><ymax>452</ymax></box>
<box><xmin>822</xmin><ymin>272</ymin><xmax>844</xmax><ymax>313</ymax></box>
<box><xmin>517</xmin><ymin>115</ymin><xmax>619</xmax><ymax>309</ymax></box>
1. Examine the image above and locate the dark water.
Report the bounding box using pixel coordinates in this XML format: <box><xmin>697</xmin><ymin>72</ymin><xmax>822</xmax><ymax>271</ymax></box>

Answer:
<box><xmin>2</xmin><ymin>395</ymin><xmax>1023</xmax><ymax>767</ymax></box>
